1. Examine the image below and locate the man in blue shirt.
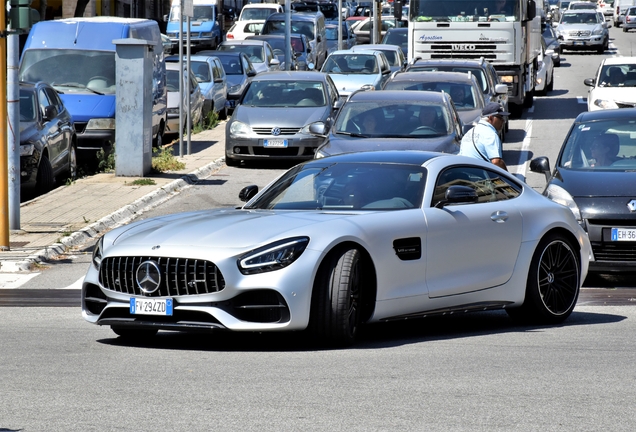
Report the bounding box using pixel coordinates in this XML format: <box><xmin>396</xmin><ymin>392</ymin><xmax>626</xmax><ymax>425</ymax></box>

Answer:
<box><xmin>459</xmin><ymin>102</ymin><xmax>509</xmax><ymax>171</ymax></box>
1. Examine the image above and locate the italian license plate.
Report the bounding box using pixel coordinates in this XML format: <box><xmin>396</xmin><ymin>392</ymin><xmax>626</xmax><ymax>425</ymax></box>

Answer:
<box><xmin>574</xmin><ymin>41</ymin><xmax>585</xmax><ymax>46</ymax></box>
<box><xmin>130</xmin><ymin>297</ymin><xmax>173</xmax><ymax>316</ymax></box>
<box><xmin>611</xmin><ymin>228</ymin><xmax>636</xmax><ymax>241</ymax></box>
<box><xmin>264</xmin><ymin>139</ymin><xmax>288</xmax><ymax>148</ymax></box>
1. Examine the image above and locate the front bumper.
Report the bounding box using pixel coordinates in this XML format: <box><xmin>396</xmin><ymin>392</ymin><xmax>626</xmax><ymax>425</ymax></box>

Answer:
<box><xmin>226</xmin><ymin>132</ymin><xmax>325</xmax><ymax>162</ymax></box>
<box><xmin>559</xmin><ymin>35</ymin><xmax>605</xmax><ymax>49</ymax></box>
<box><xmin>586</xmin><ymin>219</ymin><xmax>636</xmax><ymax>272</ymax></box>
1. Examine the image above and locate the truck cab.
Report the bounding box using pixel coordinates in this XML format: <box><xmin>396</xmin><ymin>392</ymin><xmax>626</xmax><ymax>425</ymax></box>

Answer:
<box><xmin>166</xmin><ymin>0</ymin><xmax>222</xmax><ymax>51</ymax></box>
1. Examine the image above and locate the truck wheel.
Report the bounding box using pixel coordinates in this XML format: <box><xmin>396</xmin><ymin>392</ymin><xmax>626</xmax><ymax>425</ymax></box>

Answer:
<box><xmin>523</xmin><ymin>89</ymin><xmax>534</xmax><ymax>108</ymax></box>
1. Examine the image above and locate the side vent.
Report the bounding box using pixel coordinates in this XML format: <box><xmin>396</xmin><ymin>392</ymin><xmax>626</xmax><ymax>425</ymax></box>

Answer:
<box><xmin>393</xmin><ymin>237</ymin><xmax>422</xmax><ymax>261</ymax></box>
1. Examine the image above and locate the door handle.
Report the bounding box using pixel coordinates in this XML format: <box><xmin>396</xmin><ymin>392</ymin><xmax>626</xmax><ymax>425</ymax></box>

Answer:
<box><xmin>491</xmin><ymin>210</ymin><xmax>508</xmax><ymax>223</ymax></box>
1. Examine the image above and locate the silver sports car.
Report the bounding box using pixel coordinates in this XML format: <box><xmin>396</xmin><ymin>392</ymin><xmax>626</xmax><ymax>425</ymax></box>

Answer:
<box><xmin>82</xmin><ymin>151</ymin><xmax>591</xmax><ymax>346</ymax></box>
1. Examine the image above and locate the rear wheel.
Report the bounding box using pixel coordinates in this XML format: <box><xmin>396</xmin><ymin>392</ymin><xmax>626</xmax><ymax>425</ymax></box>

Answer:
<box><xmin>507</xmin><ymin>233</ymin><xmax>580</xmax><ymax>324</ymax></box>
<box><xmin>547</xmin><ymin>71</ymin><xmax>554</xmax><ymax>92</ymax></box>
<box><xmin>218</xmin><ymin>105</ymin><xmax>228</xmax><ymax>120</ymax></box>
<box><xmin>309</xmin><ymin>247</ymin><xmax>362</xmax><ymax>347</ymax></box>
<box><xmin>523</xmin><ymin>88</ymin><xmax>534</xmax><ymax>108</ymax></box>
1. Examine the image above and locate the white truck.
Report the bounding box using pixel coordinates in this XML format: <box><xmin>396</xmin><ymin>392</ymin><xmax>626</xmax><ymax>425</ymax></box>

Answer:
<box><xmin>408</xmin><ymin>0</ymin><xmax>542</xmax><ymax>116</ymax></box>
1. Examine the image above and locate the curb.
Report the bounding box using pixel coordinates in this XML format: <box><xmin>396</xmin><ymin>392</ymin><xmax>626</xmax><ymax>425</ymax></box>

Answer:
<box><xmin>1</xmin><ymin>156</ymin><xmax>226</xmax><ymax>273</ymax></box>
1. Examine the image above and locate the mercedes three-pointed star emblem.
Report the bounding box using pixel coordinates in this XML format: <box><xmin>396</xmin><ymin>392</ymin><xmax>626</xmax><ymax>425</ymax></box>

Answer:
<box><xmin>136</xmin><ymin>260</ymin><xmax>161</xmax><ymax>294</ymax></box>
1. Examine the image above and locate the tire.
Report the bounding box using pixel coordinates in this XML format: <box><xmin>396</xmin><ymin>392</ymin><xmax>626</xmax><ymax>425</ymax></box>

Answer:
<box><xmin>523</xmin><ymin>88</ymin><xmax>534</xmax><ymax>108</ymax></box>
<box><xmin>624</xmin><ymin>26</ymin><xmax>628</xmax><ymax>32</ymax></box>
<box><xmin>554</xmin><ymin>57</ymin><xmax>561</xmax><ymax>68</ymax></box>
<box><xmin>507</xmin><ymin>233</ymin><xmax>580</xmax><ymax>325</ymax></box>
<box><xmin>225</xmin><ymin>155</ymin><xmax>240</xmax><ymax>167</ymax></box>
<box><xmin>547</xmin><ymin>72</ymin><xmax>554</xmax><ymax>92</ymax></box>
<box><xmin>218</xmin><ymin>105</ymin><xmax>228</xmax><ymax>120</ymax></box>
<box><xmin>309</xmin><ymin>247</ymin><xmax>362</xmax><ymax>347</ymax></box>
<box><xmin>111</xmin><ymin>326</ymin><xmax>158</xmax><ymax>340</ymax></box>
<box><xmin>35</xmin><ymin>155</ymin><xmax>55</xmax><ymax>195</ymax></box>
<box><xmin>60</xmin><ymin>142</ymin><xmax>77</xmax><ymax>183</ymax></box>
<box><xmin>509</xmin><ymin>103</ymin><xmax>523</xmax><ymax>119</ymax></box>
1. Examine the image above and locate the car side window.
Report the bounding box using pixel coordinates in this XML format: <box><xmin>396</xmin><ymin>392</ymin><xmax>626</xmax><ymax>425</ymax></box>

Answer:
<box><xmin>432</xmin><ymin>166</ymin><xmax>521</xmax><ymax>206</ymax></box>
<box><xmin>44</xmin><ymin>87</ymin><xmax>63</xmax><ymax>113</ymax></box>
<box><xmin>38</xmin><ymin>88</ymin><xmax>52</xmax><ymax>119</ymax></box>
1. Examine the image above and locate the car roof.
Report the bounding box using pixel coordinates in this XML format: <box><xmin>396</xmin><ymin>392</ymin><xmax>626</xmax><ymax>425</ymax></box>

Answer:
<box><xmin>305</xmin><ymin>150</ymin><xmax>444</xmax><ymax>166</ymax></box>
<box><xmin>575</xmin><ymin>108</ymin><xmax>636</xmax><ymax>123</ymax></box>
<box><xmin>389</xmin><ymin>71</ymin><xmax>478</xmax><ymax>84</ymax></box>
<box><xmin>348</xmin><ymin>89</ymin><xmax>449</xmax><ymax>103</ymax></box>
<box><xmin>220</xmin><ymin>40</ymin><xmax>267</xmax><ymax>46</ymax></box>
<box><xmin>166</xmin><ymin>55</ymin><xmax>218</xmax><ymax>62</ymax></box>
<box><xmin>266</xmin><ymin>11</ymin><xmax>324</xmax><ymax>21</ymax></box>
<box><xmin>197</xmin><ymin>50</ymin><xmax>247</xmax><ymax>59</ymax></box>
<box><xmin>352</xmin><ymin>44</ymin><xmax>401</xmax><ymax>52</ymax></box>
<box><xmin>411</xmin><ymin>58</ymin><xmax>488</xmax><ymax>68</ymax></box>
<box><xmin>601</xmin><ymin>56</ymin><xmax>636</xmax><ymax>65</ymax></box>
<box><xmin>249</xmin><ymin>70</ymin><xmax>330</xmax><ymax>81</ymax></box>
<box><xmin>330</xmin><ymin>49</ymin><xmax>382</xmax><ymax>56</ymax></box>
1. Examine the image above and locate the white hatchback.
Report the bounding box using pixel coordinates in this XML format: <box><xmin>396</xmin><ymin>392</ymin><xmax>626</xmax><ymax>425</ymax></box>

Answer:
<box><xmin>584</xmin><ymin>57</ymin><xmax>636</xmax><ymax>110</ymax></box>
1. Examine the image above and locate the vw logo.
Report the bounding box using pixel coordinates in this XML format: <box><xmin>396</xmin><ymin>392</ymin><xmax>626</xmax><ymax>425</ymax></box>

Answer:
<box><xmin>271</xmin><ymin>127</ymin><xmax>281</xmax><ymax>136</ymax></box>
<box><xmin>136</xmin><ymin>260</ymin><xmax>161</xmax><ymax>294</ymax></box>
<box><xmin>628</xmin><ymin>200</ymin><xmax>636</xmax><ymax>212</ymax></box>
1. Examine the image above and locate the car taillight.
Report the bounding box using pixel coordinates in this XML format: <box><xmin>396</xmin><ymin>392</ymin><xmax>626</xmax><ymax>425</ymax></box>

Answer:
<box><xmin>227</xmin><ymin>33</ymin><xmax>234</xmax><ymax>39</ymax></box>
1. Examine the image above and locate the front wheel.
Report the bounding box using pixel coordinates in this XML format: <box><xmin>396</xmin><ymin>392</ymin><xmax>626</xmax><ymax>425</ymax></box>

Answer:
<box><xmin>507</xmin><ymin>233</ymin><xmax>580</xmax><ymax>324</ymax></box>
<box><xmin>35</xmin><ymin>155</ymin><xmax>55</xmax><ymax>195</ymax></box>
<box><xmin>309</xmin><ymin>247</ymin><xmax>362</xmax><ymax>347</ymax></box>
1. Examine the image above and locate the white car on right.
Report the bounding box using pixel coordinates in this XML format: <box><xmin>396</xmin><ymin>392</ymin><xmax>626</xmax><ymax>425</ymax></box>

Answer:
<box><xmin>584</xmin><ymin>57</ymin><xmax>636</xmax><ymax>111</ymax></box>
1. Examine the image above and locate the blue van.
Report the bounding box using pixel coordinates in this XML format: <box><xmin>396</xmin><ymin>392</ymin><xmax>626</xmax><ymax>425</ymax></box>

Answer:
<box><xmin>165</xmin><ymin>0</ymin><xmax>223</xmax><ymax>51</ymax></box>
<box><xmin>19</xmin><ymin>17</ymin><xmax>167</xmax><ymax>156</ymax></box>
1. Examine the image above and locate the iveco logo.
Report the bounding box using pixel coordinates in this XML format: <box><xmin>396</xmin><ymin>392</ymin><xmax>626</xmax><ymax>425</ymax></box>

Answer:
<box><xmin>136</xmin><ymin>260</ymin><xmax>161</xmax><ymax>294</ymax></box>
<box><xmin>452</xmin><ymin>44</ymin><xmax>476</xmax><ymax>51</ymax></box>
<box><xmin>628</xmin><ymin>200</ymin><xmax>636</xmax><ymax>212</ymax></box>
<box><xmin>271</xmin><ymin>127</ymin><xmax>281</xmax><ymax>136</ymax></box>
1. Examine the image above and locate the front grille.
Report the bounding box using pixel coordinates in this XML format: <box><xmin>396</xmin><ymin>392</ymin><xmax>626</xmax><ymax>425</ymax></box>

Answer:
<box><xmin>99</xmin><ymin>256</ymin><xmax>226</xmax><ymax>297</ymax></box>
<box><xmin>252</xmin><ymin>127</ymin><xmax>301</xmax><ymax>135</ymax></box>
<box><xmin>591</xmin><ymin>243</ymin><xmax>636</xmax><ymax>262</ymax></box>
<box><xmin>417</xmin><ymin>40</ymin><xmax>501</xmax><ymax>61</ymax></box>
<box><xmin>568</xmin><ymin>30</ymin><xmax>592</xmax><ymax>36</ymax></box>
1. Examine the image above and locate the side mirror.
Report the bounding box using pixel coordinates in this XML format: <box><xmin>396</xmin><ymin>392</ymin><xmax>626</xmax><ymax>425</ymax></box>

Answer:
<box><xmin>583</xmin><ymin>78</ymin><xmax>595</xmax><ymax>87</ymax></box>
<box><xmin>43</xmin><ymin>105</ymin><xmax>57</xmax><ymax>122</ymax></box>
<box><xmin>307</xmin><ymin>62</ymin><xmax>315</xmax><ymax>70</ymax></box>
<box><xmin>247</xmin><ymin>70</ymin><xmax>257</xmax><ymax>77</ymax></box>
<box><xmin>269</xmin><ymin>58</ymin><xmax>281</xmax><ymax>68</ymax></box>
<box><xmin>494</xmin><ymin>83</ymin><xmax>508</xmax><ymax>94</ymax></box>
<box><xmin>434</xmin><ymin>185</ymin><xmax>478</xmax><ymax>208</ymax></box>
<box><xmin>529</xmin><ymin>156</ymin><xmax>552</xmax><ymax>183</ymax></box>
<box><xmin>239</xmin><ymin>185</ymin><xmax>259</xmax><ymax>202</ymax></box>
<box><xmin>214</xmin><ymin>77</ymin><xmax>224</xmax><ymax>83</ymax></box>
<box><xmin>317</xmin><ymin>35</ymin><xmax>322</xmax><ymax>42</ymax></box>
<box><xmin>308</xmin><ymin>122</ymin><xmax>327</xmax><ymax>136</ymax></box>
<box><xmin>527</xmin><ymin>0</ymin><xmax>537</xmax><ymax>21</ymax></box>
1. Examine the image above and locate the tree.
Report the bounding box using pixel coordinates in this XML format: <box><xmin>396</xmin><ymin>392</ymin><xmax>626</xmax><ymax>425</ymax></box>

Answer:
<box><xmin>74</xmin><ymin>0</ymin><xmax>90</xmax><ymax>17</ymax></box>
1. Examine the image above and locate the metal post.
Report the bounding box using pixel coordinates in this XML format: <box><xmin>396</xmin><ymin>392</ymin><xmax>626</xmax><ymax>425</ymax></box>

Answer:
<box><xmin>7</xmin><ymin>31</ymin><xmax>20</xmax><ymax>229</ymax></box>
<box><xmin>285</xmin><ymin>0</ymin><xmax>291</xmax><ymax>70</ymax></box>
<box><xmin>0</xmin><ymin>2</ymin><xmax>9</xmax><ymax>250</ymax></box>
<box><xmin>186</xmin><ymin>16</ymin><xmax>191</xmax><ymax>155</ymax></box>
<box><xmin>372</xmin><ymin>1</ymin><xmax>378</xmax><ymax>44</ymax></box>
<box><xmin>178</xmin><ymin>1</ymin><xmax>184</xmax><ymax>158</ymax></box>
<box><xmin>338</xmin><ymin>0</ymin><xmax>343</xmax><ymax>51</ymax></box>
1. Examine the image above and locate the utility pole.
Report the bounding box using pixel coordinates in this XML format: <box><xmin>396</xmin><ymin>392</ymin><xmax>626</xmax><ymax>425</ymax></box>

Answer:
<box><xmin>1</xmin><ymin>2</ymin><xmax>9</xmax><ymax>250</ymax></box>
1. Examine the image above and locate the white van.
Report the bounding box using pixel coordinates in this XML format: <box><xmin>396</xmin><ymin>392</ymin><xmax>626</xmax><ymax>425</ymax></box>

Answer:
<box><xmin>238</xmin><ymin>3</ymin><xmax>284</xmax><ymax>21</ymax></box>
<box><xmin>614</xmin><ymin>0</ymin><xmax>636</xmax><ymax>25</ymax></box>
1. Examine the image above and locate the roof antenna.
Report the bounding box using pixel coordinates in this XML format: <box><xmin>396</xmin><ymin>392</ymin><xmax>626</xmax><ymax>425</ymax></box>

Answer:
<box><xmin>74</xmin><ymin>22</ymin><xmax>80</xmax><ymax>45</ymax></box>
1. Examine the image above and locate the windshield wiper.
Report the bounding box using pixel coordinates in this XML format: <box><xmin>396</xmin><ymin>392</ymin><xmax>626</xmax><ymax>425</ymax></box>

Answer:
<box><xmin>335</xmin><ymin>131</ymin><xmax>368</xmax><ymax>138</ymax></box>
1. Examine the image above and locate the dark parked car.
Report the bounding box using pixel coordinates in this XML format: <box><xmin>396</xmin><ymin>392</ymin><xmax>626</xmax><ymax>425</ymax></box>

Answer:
<box><xmin>198</xmin><ymin>50</ymin><xmax>258</xmax><ymax>112</ymax></box>
<box><xmin>19</xmin><ymin>81</ymin><xmax>76</xmax><ymax>195</ymax></box>
<box><xmin>247</xmin><ymin>33</ymin><xmax>317</xmax><ymax>71</ymax></box>
<box><xmin>217</xmin><ymin>39</ymin><xmax>281</xmax><ymax>74</ymax></box>
<box><xmin>381</xmin><ymin>27</ymin><xmax>408</xmax><ymax>56</ymax></box>
<box><xmin>310</xmin><ymin>89</ymin><xmax>465</xmax><ymax>158</ymax></box>
<box><xmin>530</xmin><ymin>108</ymin><xmax>636</xmax><ymax>273</ymax></box>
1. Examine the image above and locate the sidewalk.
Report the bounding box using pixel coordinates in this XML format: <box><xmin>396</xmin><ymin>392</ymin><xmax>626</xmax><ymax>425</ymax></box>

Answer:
<box><xmin>0</xmin><ymin>126</ymin><xmax>227</xmax><ymax>273</ymax></box>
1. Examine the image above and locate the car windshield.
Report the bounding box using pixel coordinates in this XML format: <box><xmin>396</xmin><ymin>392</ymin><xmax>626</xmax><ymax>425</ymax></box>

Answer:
<box><xmin>19</xmin><ymin>49</ymin><xmax>116</xmax><ymax>95</ymax></box>
<box><xmin>263</xmin><ymin>20</ymin><xmax>315</xmax><ymax>40</ymax></box>
<box><xmin>409</xmin><ymin>0</ymin><xmax>520</xmax><ymax>22</ymax></box>
<box><xmin>381</xmin><ymin>30</ymin><xmax>408</xmax><ymax>49</ymax></box>
<box><xmin>326</xmin><ymin>27</ymin><xmax>339</xmax><ymax>40</ymax></box>
<box><xmin>378</xmin><ymin>49</ymin><xmax>399</xmax><ymax>65</ymax></box>
<box><xmin>218</xmin><ymin>56</ymin><xmax>244</xmax><ymax>75</ymax></box>
<box><xmin>334</xmin><ymin>100</ymin><xmax>451</xmax><ymax>137</ymax></box>
<box><xmin>191</xmin><ymin>61</ymin><xmax>211</xmax><ymax>82</ymax></box>
<box><xmin>558</xmin><ymin>119</ymin><xmax>636</xmax><ymax>170</ymax></box>
<box><xmin>561</xmin><ymin>12</ymin><xmax>599</xmax><ymax>23</ymax></box>
<box><xmin>219</xmin><ymin>44</ymin><xmax>265</xmax><ymax>63</ymax></box>
<box><xmin>408</xmin><ymin>65</ymin><xmax>488</xmax><ymax>92</ymax></box>
<box><xmin>384</xmin><ymin>80</ymin><xmax>480</xmax><ymax>110</ymax></box>
<box><xmin>597</xmin><ymin>64</ymin><xmax>636</xmax><ymax>87</ymax></box>
<box><xmin>570</xmin><ymin>2</ymin><xmax>596</xmax><ymax>9</ymax></box>
<box><xmin>323</xmin><ymin>54</ymin><xmax>378</xmax><ymax>74</ymax></box>
<box><xmin>242</xmin><ymin>81</ymin><xmax>326</xmax><ymax>107</ymax></box>
<box><xmin>19</xmin><ymin>89</ymin><xmax>37</xmax><ymax>122</ymax></box>
<box><xmin>245</xmin><ymin>162</ymin><xmax>427</xmax><ymax>211</ymax></box>
<box><xmin>240</xmin><ymin>7</ymin><xmax>278</xmax><ymax>20</ymax></box>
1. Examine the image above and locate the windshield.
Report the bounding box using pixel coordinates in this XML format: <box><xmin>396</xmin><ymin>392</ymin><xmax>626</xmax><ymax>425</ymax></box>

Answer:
<box><xmin>597</xmin><ymin>64</ymin><xmax>636</xmax><ymax>87</ymax></box>
<box><xmin>384</xmin><ymin>80</ymin><xmax>482</xmax><ymax>110</ymax></box>
<box><xmin>19</xmin><ymin>89</ymin><xmax>37</xmax><ymax>122</ymax></box>
<box><xmin>219</xmin><ymin>44</ymin><xmax>265</xmax><ymax>63</ymax></box>
<box><xmin>559</xmin><ymin>119</ymin><xmax>636</xmax><ymax>170</ymax></box>
<box><xmin>169</xmin><ymin>5</ymin><xmax>215</xmax><ymax>21</ymax></box>
<box><xmin>218</xmin><ymin>56</ymin><xmax>244</xmax><ymax>75</ymax></box>
<box><xmin>323</xmin><ymin>54</ymin><xmax>378</xmax><ymax>74</ymax></box>
<box><xmin>19</xmin><ymin>49</ymin><xmax>116</xmax><ymax>94</ymax></box>
<box><xmin>242</xmin><ymin>81</ymin><xmax>326</xmax><ymax>107</ymax></box>
<box><xmin>570</xmin><ymin>2</ymin><xmax>596</xmax><ymax>9</ymax></box>
<box><xmin>245</xmin><ymin>162</ymin><xmax>427</xmax><ymax>211</ymax></box>
<box><xmin>561</xmin><ymin>12</ymin><xmax>599</xmax><ymax>23</ymax></box>
<box><xmin>262</xmin><ymin>20</ymin><xmax>315</xmax><ymax>40</ymax></box>
<box><xmin>560</xmin><ymin>1</ymin><xmax>571</xmax><ymax>8</ymax></box>
<box><xmin>334</xmin><ymin>100</ymin><xmax>451</xmax><ymax>138</ymax></box>
<box><xmin>240</xmin><ymin>7</ymin><xmax>278</xmax><ymax>20</ymax></box>
<box><xmin>408</xmin><ymin>65</ymin><xmax>488</xmax><ymax>92</ymax></box>
<box><xmin>410</xmin><ymin>0</ymin><xmax>520</xmax><ymax>22</ymax></box>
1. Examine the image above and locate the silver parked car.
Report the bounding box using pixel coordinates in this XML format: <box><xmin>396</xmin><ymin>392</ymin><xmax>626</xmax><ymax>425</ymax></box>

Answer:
<box><xmin>165</xmin><ymin>62</ymin><xmax>205</xmax><ymax>135</ymax></box>
<box><xmin>225</xmin><ymin>71</ymin><xmax>340</xmax><ymax>166</ymax></box>
<box><xmin>217</xmin><ymin>40</ymin><xmax>281</xmax><ymax>74</ymax></box>
<box><xmin>557</xmin><ymin>9</ymin><xmax>610</xmax><ymax>53</ymax></box>
<box><xmin>82</xmin><ymin>150</ymin><xmax>590</xmax><ymax>346</ymax></box>
<box><xmin>321</xmin><ymin>50</ymin><xmax>392</xmax><ymax>97</ymax></box>
<box><xmin>350</xmin><ymin>44</ymin><xmax>405</xmax><ymax>73</ymax></box>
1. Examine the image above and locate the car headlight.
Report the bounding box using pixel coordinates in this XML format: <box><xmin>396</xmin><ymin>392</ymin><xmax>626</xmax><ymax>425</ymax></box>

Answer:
<box><xmin>228</xmin><ymin>84</ymin><xmax>242</xmax><ymax>94</ymax></box>
<box><xmin>229</xmin><ymin>120</ymin><xmax>251</xmax><ymax>136</ymax></box>
<box><xmin>20</xmin><ymin>143</ymin><xmax>35</xmax><ymax>156</ymax></box>
<box><xmin>592</xmin><ymin>98</ymin><xmax>619</xmax><ymax>109</ymax></box>
<box><xmin>301</xmin><ymin>121</ymin><xmax>325</xmax><ymax>134</ymax></box>
<box><xmin>86</xmin><ymin>118</ymin><xmax>116</xmax><ymax>130</ymax></box>
<box><xmin>238</xmin><ymin>237</ymin><xmax>310</xmax><ymax>275</ymax></box>
<box><xmin>314</xmin><ymin>151</ymin><xmax>326</xmax><ymax>158</ymax></box>
<box><xmin>545</xmin><ymin>184</ymin><xmax>582</xmax><ymax>222</ymax></box>
<box><xmin>92</xmin><ymin>236</ymin><xmax>104</xmax><ymax>269</ymax></box>
<box><xmin>592</xmin><ymin>28</ymin><xmax>604</xmax><ymax>35</ymax></box>
<box><xmin>167</xmin><ymin>107</ymin><xmax>179</xmax><ymax>115</ymax></box>
<box><xmin>202</xmin><ymin>32</ymin><xmax>212</xmax><ymax>37</ymax></box>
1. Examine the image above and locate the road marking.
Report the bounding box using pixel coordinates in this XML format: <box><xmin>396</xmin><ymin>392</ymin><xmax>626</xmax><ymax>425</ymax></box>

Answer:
<box><xmin>577</xmin><ymin>96</ymin><xmax>587</xmax><ymax>104</ymax></box>
<box><xmin>0</xmin><ymin>273</ymin><xmax>40</xmax><ymax>289</ymax></box>
<box><xmin>62</xmin><ymin>277</ymin><xmax>85</xmax><ymax>290</ymax></box>
<box><xmin>514</xmin><ymin>106</ymin><xmax>534</xmax><ymax>180</ymax></box>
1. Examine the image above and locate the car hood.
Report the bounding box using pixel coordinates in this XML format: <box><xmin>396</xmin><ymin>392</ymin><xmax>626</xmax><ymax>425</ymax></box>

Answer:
<box><xmin>318</xmin><ymin>134</ymin><xmax>460</xmax><ymax>157</ymax></box>
<box><xmin>558</xmin><ymin>23</ymin><xmax>603</xmax><ymax>32</ymax></box>
<box><xmin>111</xmin><ymin>208</ymin><xmax>352</xmax><ymax>249</ymax></box>
<box><xmin>328</xmin><ymin>73</ymin><xmax>379</xmax><ymax>95</ymax></box>
<box><xmin>234</xmin><ymin>105</ymin><xmax>328</xmax><ymax>126</ymax></box>
<box><xmin>226</xmin><ymin>75</ymin><xmax>246</xmax><ymax>88</ymax></box>
<box><xmin>554</xmin><ymin>168</ymin><xmax>636</xmax><ymax>197</ymax></box>
<box><xmin>589</xmin><ymin>87</ymin><xmax>636</xmax><ymax>105</ymax></box>
<box><xmin>59</xmin><ymin>94</ymin><xmax>116</xmax><ymax>122</ymax></box>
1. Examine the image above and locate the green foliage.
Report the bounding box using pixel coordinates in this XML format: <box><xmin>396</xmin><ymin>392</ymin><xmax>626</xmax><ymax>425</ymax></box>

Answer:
<box><xmin>96</xmin><ymin>143</ymin><xmax>116</xmax><ymax>173</ymax></box>
<box><xmin>152</xmin><ymin>146</ymin><xmax>186</xmax><ymax>172</ymax></box>
<box><xmin>193</xmin><ymin>109</ymin><xmax>219</xmax><ymax>134</ymax></box>
<box><xmin>127</xmin><ymin>178</ymin><xmax>157</xmax><ymax>186</ymax></box>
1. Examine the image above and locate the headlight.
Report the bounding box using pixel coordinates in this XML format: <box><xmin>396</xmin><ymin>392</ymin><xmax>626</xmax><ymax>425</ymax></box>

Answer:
<box><xmin>167</xmin><ymin>107</ymin><xmax>179</xmax><ymax>115</ymax></box>
<box><xmin>545</xmin><ymin>184</ymin><xmax>582</xmax><ymax>222</ymax></box>
<box><xmin>315</xmin><ymin>151</ymin><xmax>326</xmax><ymax>158</ymax></box>
<box><xmin>500</xmin><ymin>75</ymin><xmax>514</xmax><ymax>83</ymax></box>
<box><xmin>592</xmin><ymin>27</ymin><xmax>604</xmax><ymax>35</ymax></box>
<box><xmin>20</xmin><ymin>144</ymin><xmax>35</xmax><ymax>156</ymax></box>
<box><xmin>86</xmin><ymin>118</ymin><xmax>116</xmax><ymax>130</ymax></box>
<box><xmin>228</xmin><ymin>84</ymin><xmax>242</xmax><ymax>94</ymax></box>
<box><xmin>300</xmin><ymin>121</ymin><xmax>325</xmax><ymax>134</ymax></box>
<box><xmin>229</xmin><ymin>120</ymin><xmax>251</xmax><ymax>136</ymax></box>
<box><xmin>92</xmin><ymin>236</ymin><xmax>104</xmax><ymax>269</ymax></box>
<box><xmin>202</xmin><ymin>32</ymin><xmax>212</xmax><ymax>37</ymax></box>
<box><xmin>238</xmin><ymin>237</ymin><xmax>310</xmax><ymax>275</ymax></box>
<box><xmin>592</xmin><ymin>98</ymin><xmax>619</xmax><ymax>109</ymax></box>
